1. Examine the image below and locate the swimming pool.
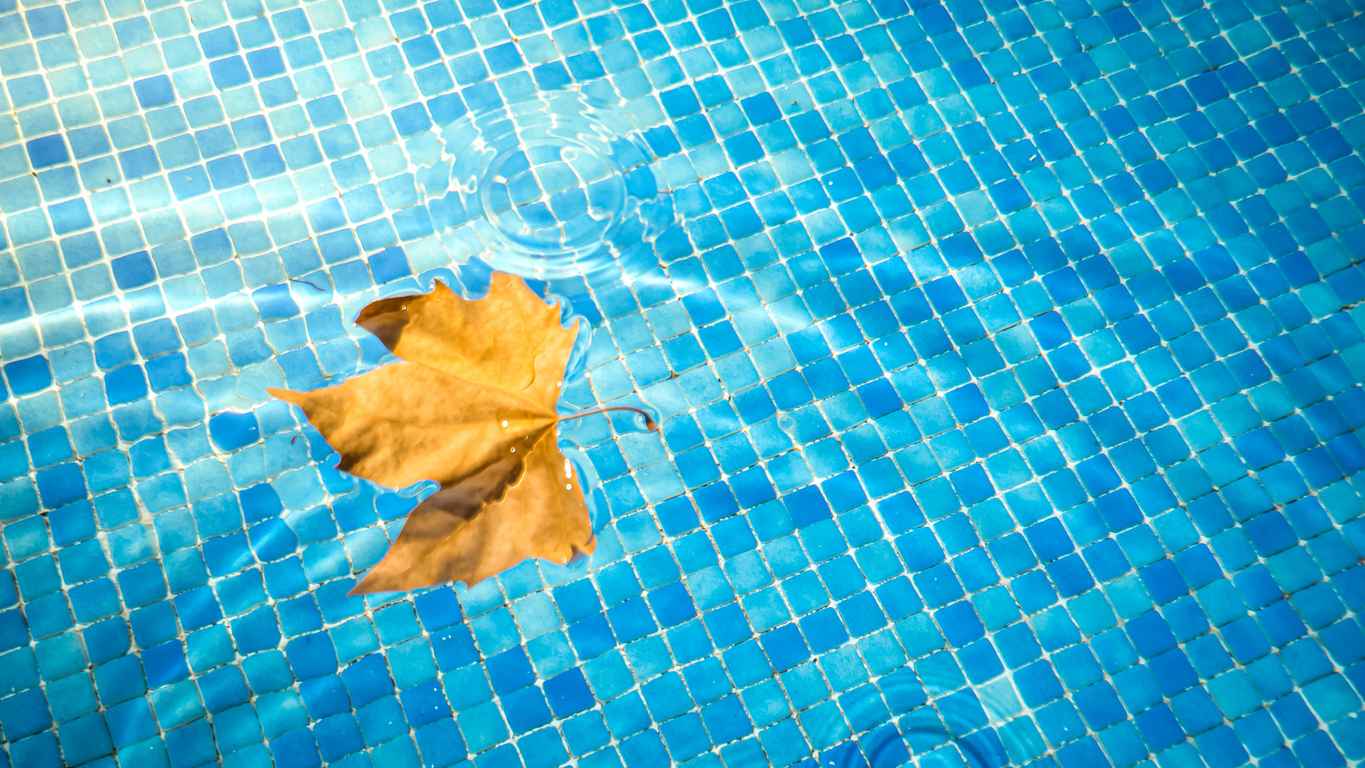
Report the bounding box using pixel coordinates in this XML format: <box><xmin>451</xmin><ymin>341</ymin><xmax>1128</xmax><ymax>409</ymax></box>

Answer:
<box><xmin>1</xmin><ymin>0</ymin><xmax>1363</xmax><ymax>765</ymax></box>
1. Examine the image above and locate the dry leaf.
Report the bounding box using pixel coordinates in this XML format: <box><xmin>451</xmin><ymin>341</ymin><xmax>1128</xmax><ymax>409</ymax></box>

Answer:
<box><xmin>269</xmin><ymin>273</ymin><xmax>652</xmax><ymax>593</ymax></box>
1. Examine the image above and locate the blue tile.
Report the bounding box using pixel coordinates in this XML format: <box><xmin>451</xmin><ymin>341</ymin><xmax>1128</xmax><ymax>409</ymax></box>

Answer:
<box><xmin>208</xmin><ymin>412</ymin><xmax>260</xmax><ymax>451</ymax></box>
<box><xmin>26</xmin><ymin>135</ymin><xmax>68</xmax><ymax>168</ymax></box>
<box><xmin>0</xmin><ymin>0</ymin><xmax>1363</xmax><ymax>764</ymax></box>
<box><xmin>133</xmin><ymin>76</ymin><xmax>175</xmax><ymax>109</ymax></box>
<box><xmin>5</xmin><ymin>355</ymin><xmax>51</xmax><ymax>395</ymax></box>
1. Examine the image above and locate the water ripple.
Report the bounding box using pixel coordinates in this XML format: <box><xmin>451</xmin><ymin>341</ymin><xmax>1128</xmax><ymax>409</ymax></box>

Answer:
<box><xmin>417</xmin><ymin>89</ymin><xmax>676</xmax><ymax>283</ymax></box>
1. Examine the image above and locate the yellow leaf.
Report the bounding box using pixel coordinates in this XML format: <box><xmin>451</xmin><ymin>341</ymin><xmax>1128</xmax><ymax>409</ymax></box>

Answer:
<box><xmin>269</xmin><ymin>273</ymin><xmax>644</xmax><ymax>594</ymax></box>
<box><xmin>354</xmin><ymin>273</ymin><xmax>570</xmax><ymax>402</ymax></box>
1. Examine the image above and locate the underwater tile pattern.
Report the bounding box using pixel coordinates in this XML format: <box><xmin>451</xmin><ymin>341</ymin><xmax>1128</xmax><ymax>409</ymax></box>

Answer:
<box><xmin>1</xmin><ymin>0</ymin><xmax>1365</xmax><ymax>765</ymax></box>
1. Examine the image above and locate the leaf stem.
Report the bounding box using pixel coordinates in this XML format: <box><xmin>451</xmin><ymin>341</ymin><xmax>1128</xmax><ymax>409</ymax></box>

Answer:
<box><xmin>560</xmin><ymin>405</ymin><xmax>658</xmax><ymax>432</ymax></box>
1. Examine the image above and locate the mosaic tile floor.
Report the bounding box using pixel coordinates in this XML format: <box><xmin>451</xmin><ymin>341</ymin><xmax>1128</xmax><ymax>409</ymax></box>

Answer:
<box><xmin>2</xmin><ymin>0</ymin><xmax>1365</xmax><ymax>765</ymax></box>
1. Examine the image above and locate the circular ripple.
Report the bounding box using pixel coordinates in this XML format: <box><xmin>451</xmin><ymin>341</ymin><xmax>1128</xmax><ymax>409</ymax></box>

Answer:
<box><xmin>828</xmin><ymin>672</ymin><xmax>1019</xmax><ymax>767</ymax></box>
<box><xmin>418</xmin><ymin>89</ymin><xmax>674</xmax><ymax>281</ymax></box>
<box><xmin>479</xmin><ymin>140</ymin><xmax>626</xmax><ymax>254</ymax></box>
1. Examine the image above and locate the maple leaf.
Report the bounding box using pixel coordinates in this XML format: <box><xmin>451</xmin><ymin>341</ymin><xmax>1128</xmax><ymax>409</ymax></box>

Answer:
<box><xmin>269</xmin><ymin>273</ymin><xmax>653</xmax><ymax>593</ymax></box>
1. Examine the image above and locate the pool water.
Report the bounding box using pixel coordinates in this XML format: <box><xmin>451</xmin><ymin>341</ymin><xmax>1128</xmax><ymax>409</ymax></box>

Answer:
<box><xmin>2</xmin><ymin>0</ymin><xmax>1364</xmax><ymax>766</ymax></box>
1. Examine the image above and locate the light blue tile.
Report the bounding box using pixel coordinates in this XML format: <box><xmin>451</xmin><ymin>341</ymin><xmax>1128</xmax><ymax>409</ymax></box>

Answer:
<box><xmin>1</xmin><ymin>0</ymin><xmax>1364</xmax><ymax>765</ymax></box>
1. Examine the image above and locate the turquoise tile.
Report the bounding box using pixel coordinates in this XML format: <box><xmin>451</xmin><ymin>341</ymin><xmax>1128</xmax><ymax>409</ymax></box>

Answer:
<box><xmin>1</xmin><ymin>0</ymin><xmax>1364</xmax><ymax>765</ymax></box>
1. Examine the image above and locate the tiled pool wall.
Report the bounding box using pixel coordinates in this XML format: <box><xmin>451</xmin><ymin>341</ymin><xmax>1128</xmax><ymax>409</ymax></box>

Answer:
<box><xmin>1</xmin><ymin>0</ymin><xmax>1365</xmax><ymax>766</ymax></box>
